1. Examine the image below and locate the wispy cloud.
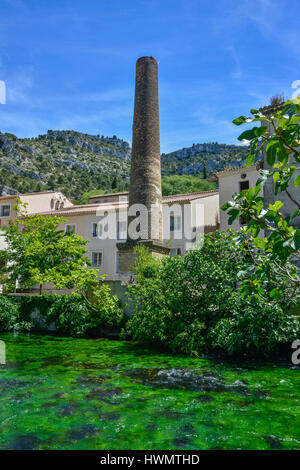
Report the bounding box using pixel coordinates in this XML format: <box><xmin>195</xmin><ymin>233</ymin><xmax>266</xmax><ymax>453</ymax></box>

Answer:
<box><xmin>0</xmin><ymin>65</ymin><xmax>48</xmax><ymax>112</ymax></box>
<box><xmin>214</xmin><ymin>0</ymin><xmax>300</xmax><ymax>60</ymax></box>
<box><xmin>226</xmin><ymin>46</ymin><xmax>242</xmax><ymax>79</ymax></box>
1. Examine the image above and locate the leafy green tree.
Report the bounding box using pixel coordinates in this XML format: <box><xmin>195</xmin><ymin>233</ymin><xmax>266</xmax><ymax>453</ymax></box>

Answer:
<box><xmin>46</xmin><ymin>292</ymin><xmax>123</xmax><ymax>337</ymax></box>
<box><xmin>162</xmin><ymin>174</ymin><xmax>215</xmax><ymax>196</ymax></box>
<box><xmin>0</xmin><ymin>296</ymin><xmax>29</xmax><ymax>332</ymax></box>
<box><xmin>222</xmin><ymin>98</ymin><xmax>300</xmax><ymax>303</ymax></box>
<box><xmin>112</xmin><ymin>176</ymin><xmax>117</xmax><ymax>190</ymax></box>
<box><xmin>211</xmin><ymin>293</ymin><xmax>300</xmax><ymax>357</ymax></box>
<box><xmin>2</xmin><ymin>201</ymin><xmax>99</xmax><ymax>295</ymax></box>
<box><xmin>124</xmin><ymin>234</ymin><xmax>248</xmax><ymax>355</ymax></box>
<box><xmin>124</xmin><ymin>236</ymin><xmax>299</xmax><ymax>357</ymax></box>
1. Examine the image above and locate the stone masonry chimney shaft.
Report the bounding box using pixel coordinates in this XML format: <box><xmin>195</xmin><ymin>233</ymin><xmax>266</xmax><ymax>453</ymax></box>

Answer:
<box><xmin>128</xmin><ymin>56</ymin><xmax>162</xmax><ymax>241</ymax></box>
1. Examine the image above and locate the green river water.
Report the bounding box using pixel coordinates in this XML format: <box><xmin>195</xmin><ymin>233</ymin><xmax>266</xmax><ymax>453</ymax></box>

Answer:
<box><xmin>0</xmin><ymin>332</ymin><xmax>299</xmax><ymax>450</ymax></box>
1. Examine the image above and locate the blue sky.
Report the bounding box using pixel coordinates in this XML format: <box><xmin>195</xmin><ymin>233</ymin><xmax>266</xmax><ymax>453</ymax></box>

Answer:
<box><xmin>0</xmin><ymin>0</ymin><xmax>299</xmax><ymax>153</ymax></box>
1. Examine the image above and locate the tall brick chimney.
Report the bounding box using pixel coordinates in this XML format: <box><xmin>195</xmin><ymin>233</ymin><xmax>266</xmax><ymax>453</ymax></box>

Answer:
<box><xmin>128</xmin><ymin>56</ymin><xmax>162</xmax><ymax>240</ymax></box>
<box><xmin>117</xmin><ymin>56</ymin><xmax>169</xmax><ymax>274</ymax></box>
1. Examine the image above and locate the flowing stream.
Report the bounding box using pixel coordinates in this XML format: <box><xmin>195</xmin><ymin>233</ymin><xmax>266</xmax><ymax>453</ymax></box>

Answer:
<box><xmin>0</xmin><ymin>333</ymin><xmax>299</xmax><ymax>450</ymax></box>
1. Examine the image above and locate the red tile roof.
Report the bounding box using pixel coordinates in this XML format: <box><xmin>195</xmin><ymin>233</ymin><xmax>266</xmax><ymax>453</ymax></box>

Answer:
<box><xmin>162</xmin><ymin>190</ymin><xmax>219</xmax><ymax>203</ymax></box>
<box><xmin>215</xmin><ymin>161</ymin><xmax>262</xmax><ymax>177</ymax></box>
<box><xmin>89</xmin><ymin>191</ymin><xmax>128</xmax><ymax>200</ymax></box>
<box><xmin>37</xmin><ymin>190</ymin><xmax>219</xmax><ymax>216</ymax></box>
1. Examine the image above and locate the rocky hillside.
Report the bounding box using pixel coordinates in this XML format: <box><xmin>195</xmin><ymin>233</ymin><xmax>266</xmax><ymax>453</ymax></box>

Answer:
<box><xmin>0</xmin><ymin>130</ymin><xmax>249</xmax><ymax>201</ymax></box>
<box><xmin>0</xmin><ymin>130</ymin><xmax>131</xmax><ymax>201</ymax></box>
<box><xmin>161</xmin><ymin>142</ymin><xmax>249</xmax><ymax>176</ymax></box>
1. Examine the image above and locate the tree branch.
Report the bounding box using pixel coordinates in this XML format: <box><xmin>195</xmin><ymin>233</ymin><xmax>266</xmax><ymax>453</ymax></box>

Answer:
<box><xmin>286</xmin><ymin>188</ymin><xmax>300</xmax><ymax>209</ymax></box>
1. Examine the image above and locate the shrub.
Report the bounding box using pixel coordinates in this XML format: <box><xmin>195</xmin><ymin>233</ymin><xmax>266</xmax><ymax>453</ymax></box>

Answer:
<box><xmin>124</xmin><ymin>233</ymin><xmax>249</xmax><ymax>355</ymax></box>
<box><xmin>0</xmin><ymin>295</ymin><xmax>31</xmax><ymax>332</ymax></box>
<box><xmin>125</xmin><ymin>269</ymin><xmax>209</xmax><ymax>356</ymax></box>
<box><xmin>47</xmin><ymin>294</ymin><xmax>94</xmax><ymax>337</ymax></box>
<box><xmin>124</xmin><ymin>233</ymin><xmax>299</xmax><ymax>358</ymax></box>
<box><xmin>124</xmin><ymin>274</ymin><xmax>173</xmax><ymax>346</ymax></box>
<box><xmin>47</xmin><ymin>288</ymin><xmax>124</xmax><ymax>337</ymax></box>
<box><xmin>0</xmin><ymin>296</ymin><xmax>19</xmax><ymax>331</ymax></box>
<box><xmin>91</xmin><ymin>284</ymin><xmax>124</xmax><ymax>328</ymax></box>
<box><xmin>211</xmin><ymin>294</ymin><xmax>300</xmax><ymax>357</ymax></box>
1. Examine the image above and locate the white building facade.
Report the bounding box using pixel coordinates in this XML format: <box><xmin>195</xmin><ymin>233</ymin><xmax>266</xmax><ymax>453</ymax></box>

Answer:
<box><xmin>0</xmin><ymin>189</ymin><xmax>219</xmax><ymax>284</ymax></box>
<box><xmin>216</xmin><ymin>165</ymin><xmax>261</xmax><ymax>231</ymax></box>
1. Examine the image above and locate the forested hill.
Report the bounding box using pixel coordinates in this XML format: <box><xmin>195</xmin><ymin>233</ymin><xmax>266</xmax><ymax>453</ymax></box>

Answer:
<box><xmin>0</xmin><ymin>130</ymin><xmax>249</xmax><ymax>202</ymax></box>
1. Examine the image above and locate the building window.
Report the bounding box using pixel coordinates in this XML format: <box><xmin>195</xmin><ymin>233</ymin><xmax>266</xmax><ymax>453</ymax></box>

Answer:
<box><xmin>239</xmin><ymin>180</ymin><xmax>249</xmax><ymax>191</ymax></box>
<box><xmin>170</xmin><ymin>248</ymin><xmax>182</xmax><ymax>257</ymax></box>
<box><xmin>93</xmin><ymin>222</ymin><xmax>104</xmax><ymax>238</ymax></box>
<box><xmin>170</xmin><ymin>215</ymin><xmax>181</xmax><ymax>232</ymax></box>
<box><xmin>92</xmin><ymin>252</ymin><xmax>103</xmax><ymax>268</ymax></box>
<box><xmin>0</xmin><ymin>205</ymin><xmax>10</xmax><ymax>217</ymax></box>
<box><xmin>92</xmin><ymin>223</ymin><xmax>98</xmax><ymax>237</ymax></box>
<box><xmin>65</xmin><ymin>224</ymin><xmax>76</xmax><ymax>234</ymax></box>
<box><xmin>117</xmin><ymin>221</ymin><xmax>127</xmax><ymax>240</ymax></box>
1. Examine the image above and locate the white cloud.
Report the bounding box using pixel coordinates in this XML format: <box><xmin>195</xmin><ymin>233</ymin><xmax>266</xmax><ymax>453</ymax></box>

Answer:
<box><xmin>214</xmin><ymin>0</ymin><xmax>300</xmax><ymax>60</ymax></box>
<box><xmin>225</xmin><ymin>45</ymin><xmax>243</xmax><ymax>79</ymax></box>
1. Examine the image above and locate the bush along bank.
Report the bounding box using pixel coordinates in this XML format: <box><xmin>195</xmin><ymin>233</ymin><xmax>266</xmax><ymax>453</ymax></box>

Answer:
<box><xmin>122</xmin><ymin>232</ymin><xmax>300</xmax><ymax>359</ymax></box>
<box><xmin>0</xmin><ymin>285</ymin><xmax>125</xmax><ymax>337</ymax></box>
<box><xmin>1</xmin><ymin>231</ymin><xmax>299</xmax><ymax>358</ymax></box>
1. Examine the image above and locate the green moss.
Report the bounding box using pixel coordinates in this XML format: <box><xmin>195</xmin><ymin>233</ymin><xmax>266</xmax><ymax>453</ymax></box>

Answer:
<box><xmin>0</xmin><ymin>333</ymin><xmax>299</xmax><ymax>450</ymax></box>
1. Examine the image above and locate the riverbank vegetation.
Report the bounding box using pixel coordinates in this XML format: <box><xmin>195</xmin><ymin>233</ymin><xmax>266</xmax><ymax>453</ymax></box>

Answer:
<box><xmin>123</xmin><ymin>239</ymin><xmax>300</xmax><ymax>358</ymax></box>
<box><xmin>0</xmin><ymin>291</ymin><xmax>124</xmax><ymax>337</ymax></box>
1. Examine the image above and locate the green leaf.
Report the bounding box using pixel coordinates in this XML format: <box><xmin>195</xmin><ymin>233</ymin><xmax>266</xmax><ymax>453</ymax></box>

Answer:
<box><xmin>269</xmin><ymin>200</ymin><xmax>284</xmax><ymax>211</ymax></box>
<box><xmin>227</xmin><ymin>208</ymin><xmax>240</xmax><ymax>225</ymax></box>
<box><xmin>254</xmin><ymin>125</ymin><xmax>268</xmax><ymax>137</ymax></box>
<box><xmin>254</xmin><ymin>238</ymin><xmax>267</xmax><ymax>249</ymax></box>
<box><xmin>245</xmin><ymin>153</ymin><xmax>255</xmax><ymax>166</ymax></box>
<box><xmin>266</xmin><ymin>140</ymin><xmax>278</xmax><ymax>166</ymax></box>
<box><xmin>295</xmin><ymin>230</ymin><xmax>300</xmax><ymax>250</ymax></box>
<box><xmin>233</xmin><ymin>115</ymin><xmax>248</xmax><ymax>126</ymax></box>
<box><xmin>238</xmin><ymin>128</ymin><xmax>258</xmax><ymax>142</ymax></box>
<box><xmin>294</xmin><ymin>174</ymin><xmax>300</xmax><ymax>187</ymax></box>
<box><xmin>221</xmin><ymin>201</ymin><xmax>235</xmax><ymax>211</ymax></box>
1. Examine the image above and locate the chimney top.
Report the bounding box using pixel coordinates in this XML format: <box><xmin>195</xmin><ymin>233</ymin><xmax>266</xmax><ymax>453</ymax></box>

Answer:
<box><xmin>137</xmin><ymin>56</ymin><xmax>157</xmax><ymax>64</ymax></box>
